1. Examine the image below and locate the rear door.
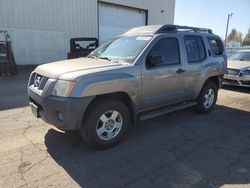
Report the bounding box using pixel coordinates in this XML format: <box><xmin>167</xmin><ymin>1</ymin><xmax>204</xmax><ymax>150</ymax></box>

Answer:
<box><xmin>182</xmin><ymin>34</ymin><xmax>208</xmax><ymax>99</ymax></box>
<box><xmin>141</xmin><ymin>36</ymin><xmax>188</xmax><ymax>110</ymax></box>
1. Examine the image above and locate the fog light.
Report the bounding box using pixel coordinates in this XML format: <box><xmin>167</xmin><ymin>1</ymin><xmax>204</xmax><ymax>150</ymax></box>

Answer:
<box><xmin>58</xmin><ymin>112</ymin><xmax>63</xmax><ymax>121</ymax></box>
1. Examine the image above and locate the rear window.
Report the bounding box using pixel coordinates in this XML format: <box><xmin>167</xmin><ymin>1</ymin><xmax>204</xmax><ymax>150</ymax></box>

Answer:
<box><xmin>208</xmin><ymin>38</ymin><xmax>224</xmax><ymax>56</ymax></box>
<box><xmin>184</xmin><ymin>35</ymin><xmax>206</xmax><ymax>63</ymax></box>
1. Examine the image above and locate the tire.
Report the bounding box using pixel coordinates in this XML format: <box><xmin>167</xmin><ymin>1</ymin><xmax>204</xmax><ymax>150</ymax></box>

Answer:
<box><xmin>196</xmin><ymin>81</ymin><xmax>218</xmax><ymax>114</ymax></box>
<box><xmin>80</xmin><ymin>98</ymin><xmax>130</xmax><ymax>149</ymax></box>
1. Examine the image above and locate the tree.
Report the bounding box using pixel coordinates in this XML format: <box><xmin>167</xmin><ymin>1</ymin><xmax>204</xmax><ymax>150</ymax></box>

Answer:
<box><xmin>243</xmin><ymin>27</ymin><xmax>250</xmax><ymax>46</ymax></box>
<box><xmin>227</xmin><ymin>29</ymin><xmax>237</xmax><ymax>41</ymax></box>
<box><xmin>227</xmin><ymin>28</ymin><xmax>242</xmax><ymax>43</ymax></box>
<box><xmin>235</xmin><ymin>32</ymin><xmax>243</xmax><ymax>43</ymax></box>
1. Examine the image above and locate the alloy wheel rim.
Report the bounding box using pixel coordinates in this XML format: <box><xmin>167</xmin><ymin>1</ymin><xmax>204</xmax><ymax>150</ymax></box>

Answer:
<box><xmin>203</xmin><ymin>88</ymin><xmax>215</xmax><ymax>109</ymax></box>
<box><xmin>96</xmin><ymin>110</ymin><xmax>123</xmax><ymax>141</ymax></box>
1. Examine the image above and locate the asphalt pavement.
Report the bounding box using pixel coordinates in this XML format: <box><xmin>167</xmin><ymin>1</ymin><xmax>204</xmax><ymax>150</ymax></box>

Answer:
<box><xmin>0</xmin><ymin>74</ymin><xmax>250</xmax><ymax>188</ymax></box>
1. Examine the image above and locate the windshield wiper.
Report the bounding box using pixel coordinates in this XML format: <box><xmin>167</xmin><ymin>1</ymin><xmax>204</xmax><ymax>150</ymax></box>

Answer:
<box><xmin>99</xmin><ymin>56</ymin><xmax>111</xmax><ymax>61</ymax></box>
<box><xmin>93</xmin><ymin>56</ymin><xmax>127</xmax><ymax>64</ymax></box>
<box><xmin>88</xmin><ymin>55</ymin><xmax>111</xmax><ymax>61</ymax></box>
<box><xmin>99</xmin><ymin>57</ymin><xmax>120</xmax><ymax>63</ymax></box>
<box><xmin>88</xmin><ymin>55</ymin><xmax>97</xmax><ymax>59</ymax></box>
<box><xmin>89</xmin><ymin>56</ymin><xmax>116</xmax><ymax>63</ymax></box>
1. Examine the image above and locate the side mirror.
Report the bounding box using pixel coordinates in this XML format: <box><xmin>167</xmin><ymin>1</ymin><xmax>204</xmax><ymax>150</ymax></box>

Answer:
<box><xmin>147</xmin><ymin>54</ymin><xmax>164</xmax><ymax>67</ymax></box>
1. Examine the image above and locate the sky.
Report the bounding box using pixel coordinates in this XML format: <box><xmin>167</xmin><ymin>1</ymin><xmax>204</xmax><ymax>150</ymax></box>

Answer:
<box><xmin>174</xmin><ymin>0</ymin><xmax>250</xmax><ymax>39</ymax></box>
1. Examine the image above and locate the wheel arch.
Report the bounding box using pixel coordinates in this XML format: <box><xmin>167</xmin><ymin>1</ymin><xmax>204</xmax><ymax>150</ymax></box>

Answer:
<box><xmin>197</xmin><ymin>75</ymin><xmax>220</xmax><ymax>99</ymax></box>
<box><xmin>81</xmin><ymin>92</ymin><xmax>136</xmax><ymax>128</ymax></box>
<box><xmin>205</xmin><ymin>75</ymin><xmax>221</xmax><ymax>88</ymax></box>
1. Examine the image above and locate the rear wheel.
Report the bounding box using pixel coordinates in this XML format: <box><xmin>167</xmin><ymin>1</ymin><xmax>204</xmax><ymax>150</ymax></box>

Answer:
<box><xmin>80</xmin><ymin>98</ymin><xmax>130</xmax><ymax>149</ymax></box>
<box><xmin>196</xmin><ymin>81</ymin><xmax>218</xmax><ymax>113</ymax></box>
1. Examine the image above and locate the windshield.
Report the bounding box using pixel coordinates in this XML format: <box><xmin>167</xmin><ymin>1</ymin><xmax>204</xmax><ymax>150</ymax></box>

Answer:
<box><xmin>229</xmin><ymin>51</ymin><xmax>250</xmax><ymax>61</ymax></box>
<box><xmin>88</xmin><ymin>36</ymin><xmax>152</xmax><ymax>63</ymax></box>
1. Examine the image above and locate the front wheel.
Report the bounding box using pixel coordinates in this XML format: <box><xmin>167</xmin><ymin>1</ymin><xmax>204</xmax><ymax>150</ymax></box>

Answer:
<box><xmin>196</xmin><ymin>82</ymin><xmax>218</xmax><ymax>114</ymax></box>
<box><xmin>80</xmin><ymin>98</ymin><xmax>130</xmax><ymax>149</ymax></box>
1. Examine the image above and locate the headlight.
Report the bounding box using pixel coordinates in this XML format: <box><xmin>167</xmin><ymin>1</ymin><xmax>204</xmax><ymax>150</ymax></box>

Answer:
<box><xmin>52</xmin><ymin>80</ymin><xmax>76</xmax><ymax>97</ymax></box>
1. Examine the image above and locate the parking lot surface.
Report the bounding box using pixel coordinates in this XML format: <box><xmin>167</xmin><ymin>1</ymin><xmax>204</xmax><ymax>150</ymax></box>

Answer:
<box><xmin>0</xmin><ymin>74</ymin><xmax>250</xmax><ymax>188</ymax></box>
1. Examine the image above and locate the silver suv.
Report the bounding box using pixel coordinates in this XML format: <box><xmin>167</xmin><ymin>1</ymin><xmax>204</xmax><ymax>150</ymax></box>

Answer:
<box><xmin>28</xmin><ymin>25</ymin><xmax>227</xmax><ymax>149</ymax></box>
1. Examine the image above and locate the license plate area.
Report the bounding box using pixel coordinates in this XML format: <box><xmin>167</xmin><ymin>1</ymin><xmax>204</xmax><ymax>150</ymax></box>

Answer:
<box><xmin>30</xmin><ymin>102</ymin><xmax>40</xmax><ymax>118</ymax></box>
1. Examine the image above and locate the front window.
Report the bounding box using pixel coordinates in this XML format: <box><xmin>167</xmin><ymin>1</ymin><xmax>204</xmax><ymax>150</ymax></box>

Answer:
<box><xmin>89</xmin><ymin>36</ymin><xmax>152</xmax><ymax>63</ymax></box>
<box><xmin>148</xmin><ymin>37</ymin><xmax>180</xmax><ymax>66</ymax></box>
<box><xmin>229</xmin><ymin>51</ymin><xmax>250</xmax><ymax>61</ymax></box>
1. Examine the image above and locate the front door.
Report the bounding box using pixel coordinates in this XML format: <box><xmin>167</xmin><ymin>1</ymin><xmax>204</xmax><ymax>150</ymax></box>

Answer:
<box><xmin>141</xmin><ymin>36</ymin><xmax>187</xmax><ymax>110</ymax></box>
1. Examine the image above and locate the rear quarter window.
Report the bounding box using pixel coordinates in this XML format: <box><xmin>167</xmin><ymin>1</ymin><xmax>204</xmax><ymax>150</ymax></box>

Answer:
<box><xmin>208</xmin><ymin>38</ymin><xmax>224</xmax><ymax>56</ymax></box>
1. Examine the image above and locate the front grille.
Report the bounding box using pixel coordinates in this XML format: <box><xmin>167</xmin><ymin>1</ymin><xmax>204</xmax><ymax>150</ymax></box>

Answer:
<box><xmin>227</xmin><ymin>68</ymin><xmax>240</xmax><ymax>75</ymax></box>
<box><xmin>31</xmin><ymin>73</ymin><xmax>48</xmax><ymax>90</ymax></box>
<box><xmin>240</xmin><ymin>80</ymin><xmax>250</xmax><ymax>86</ymax></box>
<box><xmin>243</xmin><ymin>70</ymin><xmax>250</xmax><ymax>75</ymax></box>
<box><xmin>223</xmin><ymin>79</ymin><xmax>239</xmax><ymax>85</ymax></box>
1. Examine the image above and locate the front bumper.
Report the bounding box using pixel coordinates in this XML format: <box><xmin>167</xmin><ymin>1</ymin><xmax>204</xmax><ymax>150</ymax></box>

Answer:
<box><xmin>28</xmin><ymin>88</ymin><xmax>94</xmax><ymax>131</ymax></box>
<box><xmin>223</xmin><ymin>74</ymin><xmax>250</xmax><ymax>87</ymax></box>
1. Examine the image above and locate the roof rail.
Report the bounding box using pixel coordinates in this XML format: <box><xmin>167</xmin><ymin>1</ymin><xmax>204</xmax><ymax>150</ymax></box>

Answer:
<box><xmin>156</xmin><ymin>25</ymin><xmax>213</xmax><ymax>34</ymax></box>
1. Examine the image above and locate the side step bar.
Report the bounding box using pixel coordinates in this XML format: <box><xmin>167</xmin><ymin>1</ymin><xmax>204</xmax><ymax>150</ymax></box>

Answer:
<box><xmin>139</xmin><ymin>101</ymin><xmax>197</xmax><ymax>121</ymax></box>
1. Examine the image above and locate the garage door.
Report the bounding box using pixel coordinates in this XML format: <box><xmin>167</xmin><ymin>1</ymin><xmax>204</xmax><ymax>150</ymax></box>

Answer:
<box><xmin>99</xmin><ymin>2</ymin><xmax>147</xmax><ymax>44</ymax></box>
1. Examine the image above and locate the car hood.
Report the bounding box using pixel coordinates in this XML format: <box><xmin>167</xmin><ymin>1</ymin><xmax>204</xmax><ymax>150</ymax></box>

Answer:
<box><xmin>227</xmin><ymin>60</ymin><xmax>250</xmax><ymax>70</ymax></box>
<box><xmin>34</xmin><ymin>58</ymin><xmax>127</xmax><ymax>79</ymax></box>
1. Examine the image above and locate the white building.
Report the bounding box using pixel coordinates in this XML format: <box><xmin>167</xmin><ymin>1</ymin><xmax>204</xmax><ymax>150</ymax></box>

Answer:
<box><xmin>226</xmin><ymin>41</ymin><xmax>241</xmax><ymax>48</ymax></box>
<box><xmin>0</xmin><ymin>0</ymin><xmax>175</xmax><ymax>65</ymax></box>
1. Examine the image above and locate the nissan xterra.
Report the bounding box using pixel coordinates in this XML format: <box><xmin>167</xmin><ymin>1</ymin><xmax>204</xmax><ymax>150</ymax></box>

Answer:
<box><xmin>28</xmin><ymin>25</ymin><xmax>227</xmax><ymax>149</ymax></box>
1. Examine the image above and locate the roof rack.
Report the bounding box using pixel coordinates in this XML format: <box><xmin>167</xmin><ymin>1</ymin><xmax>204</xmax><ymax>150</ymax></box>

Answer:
<box><xmin>123</xmin><ymin>25</ymin><xmax>213</xmax><ymax>36</ymax></box>
<box><xmin>156</xmin><ymin>25</ymin><xmax>213</xmax><ymax>34</ymax></box>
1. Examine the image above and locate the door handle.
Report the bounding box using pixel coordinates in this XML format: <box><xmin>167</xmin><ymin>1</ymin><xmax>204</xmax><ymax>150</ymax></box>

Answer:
<box><xmin>176</xmin><ymin>68</ymin><xmax>185</xmax><ymax>74</ymax></box>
